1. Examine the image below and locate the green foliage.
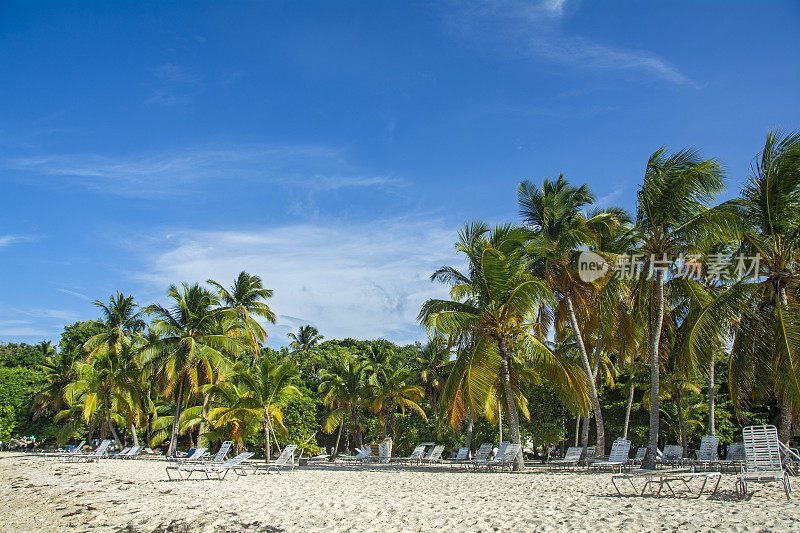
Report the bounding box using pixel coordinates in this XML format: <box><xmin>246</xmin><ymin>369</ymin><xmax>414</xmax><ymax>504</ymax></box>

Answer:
<box><xmin>0</xmin><ymin>367</ymin><xmax>53</xmax><ymax>440</ymax></box>
<box><xmin>0</xmin><ymin>343</ymin><xmax>45</xmax><ymax>368</ymax></box>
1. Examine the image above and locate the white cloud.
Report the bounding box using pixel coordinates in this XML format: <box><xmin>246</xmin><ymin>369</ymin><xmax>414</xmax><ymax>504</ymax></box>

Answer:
<box><xmin>136</xmin><ymin>217</ymin><xmax>462</xmax><ymax>346</ymax></box>
<box><xmin>0</xmin><ymin>234</ymin><xmax>38</xmax><ymax>248</ymax></box>
<box><xmin>7</xmin><ymin>144</ymin><xmax>401</xmax><ymax>197</ymax></box>
<box><xmin>447</xmin><ymin>0</ymin><xmax>693</xmax><ymax>86</ymax></box>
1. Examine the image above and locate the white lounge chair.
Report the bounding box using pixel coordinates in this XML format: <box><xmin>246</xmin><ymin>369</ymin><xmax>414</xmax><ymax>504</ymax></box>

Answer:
<box><xmin>473</xmin><ymin>442</ymin><xmax>508</xmax><ymax>469</ymax></box>
<box><xmin>166</xmin><ymin>452</ymin><xmax>254</xmax><ymax>480</ymax></box>
<box><xmin>113</xmin><ymin>446</ymin><xmax>131</xmax><ymax>459</ymax></box>
<box><xmin>64</xmin><ymin>440</ymin><xmax>111</xmax><ymax>462</ymax></box>
<box><xmin>449</xmin><ymin>447</ymin><xmax>469</xmax><ymax>467</ymax></box>
<box><xmin>591</xmin><ymin>438</ymin><xmax>631</xmax><ymax>472</ymax></box>
<box><xmin>694</xmin><ymin>435</ymin><xmax>720</xmax><ymax>470</ymax></box>
<box><xmin>186</xmin><ymin>441</ymin><xmax>231</xmax><ymax>464</ymax></box>
<box><xmin>736</xmin><ymin>425</ymin><xmax>792</xmax><ymax>501</ymax></box>
<box><xmin>249</xmin><ymin>445</ymin><xmax>298</xmax><ymax>474</ymax></box>
<box><xmin>170</xmin><ymin>447</ymin><xmax>208</xmax><ymax>463</ymax></box>
<box><xmin>460</xmin><ymin>443</ymin><xmax>492</xmax><ymax>469</ymax></box>
<box><xmin>720</xmin><ymin>442</ymin><xmax>745</xmax><ymax>473</ymax></box>
<box><xmin>119</xmin><ymin>445</ymin><xmax>143</xmax><ymax>459</ymax></box>
<box><xmin>421</xmin><ymin>444</ymin><xmax>445</xmax><ymax>464</ymax></box>
<box><xmin>481</xmin><ymin>443</ymin><xmax>521</xmax><ymax>472</ymax></box>
<box><xmin>549</xmin><ymin>446</ymin><xmax>583</xmax><ymax>470</ymax></box>
<box><xmin>397</xmin><ymin>445</ymin><xmax>426</xmax><ymax>464</ymax></box>
<box><xmin>378</xmin><ymin>439</ymin><xmax>392</xmax><ymax>464</ymax></box>
<box><xmin>355</xmin><ymin>446</ymin><xmax>374</xmax><ymax>462</ymax></box>
<box><xmin>45</xmin><ymin>440</ymin><xmax>85</xmax><ymax>461</ymax></box>
<box><xmin>658</xmin><ymin>445</ymin><xmax>684</xmax><ymax>468</ymax></box>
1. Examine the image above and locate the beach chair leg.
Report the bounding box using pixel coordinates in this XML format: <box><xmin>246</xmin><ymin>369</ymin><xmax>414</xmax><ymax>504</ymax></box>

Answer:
<box><xmin>784</xmin><ymin>474</ymin><xmax>791</xmax><ymax>502</ymax></box>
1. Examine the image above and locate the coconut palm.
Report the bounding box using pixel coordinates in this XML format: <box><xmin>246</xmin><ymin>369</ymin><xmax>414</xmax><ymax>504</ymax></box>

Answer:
<box><xmin>209</xmin><ymin>359</ymin><xmax>301</xmax><ymax>462</ymax></box>
<box><xmin>141</xmin><ymin>283</ymin><xmax>243</xmax><ymax>456</ymax></box>
<box><xmin>518</xmin><ymin>176</ymin><xmax>621</xmax><ymax>455</ymax></box>
<box><xmin>717</xmin><ymin>130</ymin><xmax>800</xmax><ymax>442</ymax></box>
<box><xmin>634</xmin><ymin>146</ymin><xmax>726</xmax><ymax>468</ymax></box>
<box><xmin>420</xmin><ymin>222</ymin><xmax>585</xmax><ymax>471</ymax></box>
<box><xmin>84</xmin><ymin>293</ymin><xmax>146</xmax><ymax>358</ymax></box>
<box><xmin>370</xmin><ymin>366</ymin><xmax>427</xmax><ymax>440</ymax></box>
<box><xmin>318</xmin><ymin>356</ymin><xmax>370</xmax><ymax>453</ymax></box>
<box><xmin>288</xmin><ymin>325</ymin><xmax>324</xmax><ymax>374</ymax></box>
<box><xmin>32</xmin><ymin>346</ymin><xmax>78</xmax><ymax>419</ymax></box>
<box><xmin>414</xmin><ymin>336</ymin><xmax>451</xmax><ymax>435</ymax></box>
<box><xmin>208</xmin><ymin>271</ymin><xmax>276</xmax><ymax>354</ymax></box>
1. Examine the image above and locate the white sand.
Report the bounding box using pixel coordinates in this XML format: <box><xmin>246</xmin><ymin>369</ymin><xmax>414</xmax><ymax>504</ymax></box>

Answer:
<box><xmin>0</xmin><ymin>452</ymin><xmax>796</xmax><ymax>532</ymax></box>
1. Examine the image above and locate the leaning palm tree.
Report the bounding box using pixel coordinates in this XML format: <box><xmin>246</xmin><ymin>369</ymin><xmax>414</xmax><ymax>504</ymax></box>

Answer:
<box><xmin>318</xmin><ymin>356</ymin><xmax>370</xmax><ymax>453</ymax></box>
<box><xmin>518</xmin><ymin>176</ymin><xmax>621</xmax><ymax>455</ymax></box>
<box><xmin>634</xmin><ymin>146</ymin><xmax>726</xmax><ymax>469</ymax></box>
<box><xmin>420</xmin><ymin>222</ymin><xmax>584</xmax><ymax>471</ymax></box>
<box><xmin>208</xmin><ymin>271</ymin><xmax>276</xmax><ymax>355</ymax></box>
<box><xmin>141</xmin><ymin>283</ymin><xmax>243</xmax><ymax>456</ymax></box>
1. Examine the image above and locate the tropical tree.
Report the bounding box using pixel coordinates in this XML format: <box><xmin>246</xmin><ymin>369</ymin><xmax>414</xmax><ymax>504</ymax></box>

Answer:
<box><xmin>518</xmin><ymin>176</ymin><xmax>621</xmax><ymax>455</ymax></box>
<box><xmin>318</xmin><ymin>356</ymin><xmax>370</xmax><ymax>454</ymax></box>
<box><xmin>32</xmin><ymin>346</ymin><xmax>77</xmax><ymax>419</ymax></box>
<box><xmin>208</xmin><ymin>358</ymin><xmax>301</xmax><ymax>461</ymax></box>
<box><xmin>634</xmin><ymin>146</ymin><xmax>726</xmax><ymax>468</ymax></box>
<box><xmin>83</xmin><ymin>293</ymin><xmax>146</xmax><ymax>358</ymax></box>
<box><xmin>414</xmin><ymin>336</ymin><xmax>451</xmax><ymax>435</ymax></box>
<box><xmin>141</xmin><ymin>283</ymin><xmax>243</xmax><ymax>456</ymax></box>
<box><xmin>716</xmin><ymin>130</ymin><xmax>800</xmax><ymax>443</ymax></box>
<box><xmin>288</xmin><ymin>325</ymin><xmax>324</xmax><ymax>374</ymax></box>
<box><xmin>420</xmin><ymin>222</ymin><xmax>586</xmax><ymax>471</ymax></box>
<box><xmin>370</xmin><ymin>366</ymin><xmax>427</xmax><ymax>440</ymax></box>
<box><xmin>208</xmin><ymin>271</ymin><xmax>276</xmax><ymax>355</ymax></box>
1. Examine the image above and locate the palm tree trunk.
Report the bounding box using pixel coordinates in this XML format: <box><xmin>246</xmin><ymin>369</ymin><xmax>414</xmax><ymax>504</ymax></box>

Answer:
<box><xmin>198</xmin><ymin>393</ymin><xmax>211</xmax><ymax>446</ymax></box>
<box><xmin>351</xmin><ymin>405</ymin><xmax>362</xmax><ymax>450</ymax></box>
<box><xmin>432</xmin><ymin>389</ymin><xmax>439</xmax><ymax>436</ymax></box>
<box><xmin>331</xmin><ymin>420</ymin><xmax>344</xmax><ymax>461</ymax></box>
<box><xmin>465</xmin><ymin>405</ymin><xmax>474</xmax><ymax>451</ymax></box>
<box><xmin>565</xmin><ymin>296</ymin><xmax>605</xmax><ymax>456</ymax></box>
<box><xmin>574</xmin><ymin>415</ymin><xmax>580</xmax><ymax>447</ymax></box>
<box><xmin>104</xmin><ymin>397</ymin><xmax>122</xmax><ymax>450</ymax></box>
<box><xmin>497</xmin><ymin>401</ymin><xmax>503</xmax><ymax>443</ymax></box>
<box><xmin>263</xmin><ymin>417</ymin><xmax>271</xmax><ymax>463</ymax></box>
<box><xmin>676</xmin><ymin>392</ymin><xmax>688</xmax><ymax>458</ymax></box>
<box><xmin>130</xmin><ymin>423</ymin><xmax>139</xmax><ymax>447</ymax></box>
<box><xmin>167</xmin><ymin>379</ymin><xmax>184</xmax><ymax>456</ymax></box>
<box><xmin>623</xmin><ymin>381</ymin><xmax>635</xmax><ymax>440</ymax></box>
<box><xmin>498</xmin><ymin>336</ymin><xmax>524</xmax><ymax>471</ymax></box>
<box><xmin>581</xmin><ymin>412</ymin><xmax>590</xmax><ymax>448</ymax></box>
<box><xmin>643</xmin><ymin>268</ymin><xmax>666</xmax><ymax>470</ymax></box>
<box><xmin>780</xmin><ymin>394</ymin><xmax>793</xmax><ymax>445</ymax></box>
<box><xmin>708</xmin><ymin>353</ymin><xmax>716</xmax><ymax>435</ymax></box>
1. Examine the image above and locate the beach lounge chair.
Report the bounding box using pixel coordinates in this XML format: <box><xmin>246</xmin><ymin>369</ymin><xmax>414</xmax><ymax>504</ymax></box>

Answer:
<box><xmin>166</xmin><ymin>452</ymin><xmax>254</xmax><ymax>480</ymax></box>
<box><xmin>118</xmin><ymin>445</ymin><xmax>143</xmax><ymax>459</ymax></box>
<box><xmin>473</xmin><ymin>442</ymin><xmax>508</xmax><ymax>469</ymax></box>
<box><xmin>378</xmin><ymin>439</ymin><xmax>392</xmax><ymax>463</ymax></box>
<box><xmin>170</xmin><ymin>447</ymin><xmax>208</xmax><ymax>463</ymax></box>
<box><xmin>64</xmin><ymin>439</ymin><xmax>111</xmax><ymax>462</ymax></box>
<box><xmin>549</xmin><ymin>446</ymin><xmax>583</xmax><ymax>470</ymax></box>
<box><xmin>612</xmin><ymin>468</ymin><xmax>721</xmax><ymax>498</ymax></box>
<box><xmin>45</xmin><ymin>440</ymin><xmax>85</xmax><ymax>461</ymax></box>
<box><xmin>481</xmin><ymin>443</ymin><xmax>521</xmax><ymax>472</ymax></box>
<box><xmin>449</xmin><ymin>447</ymin><xmax>470</xmax><ymax>467</ymax></box>
<box><xmin>631</xmin><ymin>446</ymin><xmax>662</xmax><ymax>466</ymax></box>
<box><xmin>658</xmin><ymin>445</ymin><xmax>684</xmax><ymax>468</ymax></box>
<box><xmin>591</xmin><ymin>438</ymin><xmax>631</xmax><ymax>472</ymax></box>
<box><xmin>421</xmin><ymin>444</ymin><xmax>445</xmax><ymax>465</ymax></box>
<box><xmin>355</xmin><ymin>446</ymin><xmax>375</xmax><ymax>463</ymax></box>
<box><xmin>397</xmin><ymin>445</ymin><xmax>426</xmax><ymax>464</ymax></box>
<box><xmin>460</xmin><ymin>443</ymin><xmax>492</xmax><ymax>469</ymax></box>
<box><xmin>249</xmin><ymin>445</ymin><xmax>298</xmax><ymax>474</ymax></box>
<box><xmin>185</xmin><ymin>441</ymin><xmax>231</xmax><ymax>464</ymax></box>
<box><xmin>736</xmin><ymin>425</ymin><xmax>792</xmax><ymax>501</ymax></box>
<box><xmin>693</xmin><ymin>435</ymin><xmax>720</xmax><ymax>471</ymax></box>
<box><xmin>113</xmin><ymin>446</ymin><xmax>131</xmax><ymax>458</ymax></box>
<box><xmin>720</xmin><ymin>442</ymin><xmax>745</xmax><ymax>473</ymax></box>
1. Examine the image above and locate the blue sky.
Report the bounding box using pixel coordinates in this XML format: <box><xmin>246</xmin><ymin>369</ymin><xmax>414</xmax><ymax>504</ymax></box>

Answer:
<box><xmin>1</xmin><ymin>0</ymin><xmax>799</xmax><ymax>348</ymax></box>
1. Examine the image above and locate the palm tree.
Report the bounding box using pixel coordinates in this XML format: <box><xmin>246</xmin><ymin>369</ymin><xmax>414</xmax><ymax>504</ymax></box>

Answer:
<box><xmin>32</xmin><ymin>346</ymin><xmax>77</xmax><ymax>419</ymax></box>
<box><xmin>720</xmin><ymin>130</ymin><xmax>800</xmax><ymax>443</ymax></box>
<box><xmin>208</xmin><ymin>271</ymin><xmax>276</xmax><ymax>355</ymax></box>
<box><xmin>318</xmin><ymin>356</ymin><xmax>370</xmax><ymax>453</ymax></box>
<box><xmin>420</xmin><ymin>222</ymin><xmax>584</xmax><ymax>471</ymax></box>
<box><xmin>208</xmin><ymin>358</ymin><xmax>301</xmax><ymax>461</ymax></box>
<box><xmin>415</xmin><ymin>336</ymin><xmax>451</xmax><ymax>435</ymax></box>
<box><xmin>141</xmin><ymin>283</ymin><xmax>243</xmax><ymax>456</ymax></box>
<box><xmin>370</xmin><ymin>366</ymin><xmax>427</xmax><ymax>441</ymax></box>
<box><xmin>84</xmin><ymin>293</ymin><xmax>146</xmax><ymax>358</ymax></box>
<box><xmin>518</xmin><ymin>176</ymin><xmax>621</xmax><ymax>455</ymax></box>
<box><xmin>634</xmin><ymin>146</ymin><xmax>726</xmax><ymax>468</ymax></box>
<box><xmin>288</xmin><ymin>325</ymin><xmax>324</xmax><ymax>374</ymax></box>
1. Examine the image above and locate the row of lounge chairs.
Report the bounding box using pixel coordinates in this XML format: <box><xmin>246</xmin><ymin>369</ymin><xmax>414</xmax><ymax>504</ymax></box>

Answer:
<box><xmin>165</xmin><ymin>443</ymin><xmax>298</xmax><ymax>480</ymax></box>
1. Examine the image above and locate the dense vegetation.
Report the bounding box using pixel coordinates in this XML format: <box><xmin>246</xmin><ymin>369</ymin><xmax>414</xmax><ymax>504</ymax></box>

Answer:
<box><xmin>0</xmin><ymin>130</ymin><xmax>797</xmax><ymax>472</ymax></box>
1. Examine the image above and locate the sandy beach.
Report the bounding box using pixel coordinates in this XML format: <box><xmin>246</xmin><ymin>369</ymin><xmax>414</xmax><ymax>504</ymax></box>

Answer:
<box><xmin>0</xmin><ymin>452</ymin><xmax>796</xmax><ymax>532</ymax></box>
